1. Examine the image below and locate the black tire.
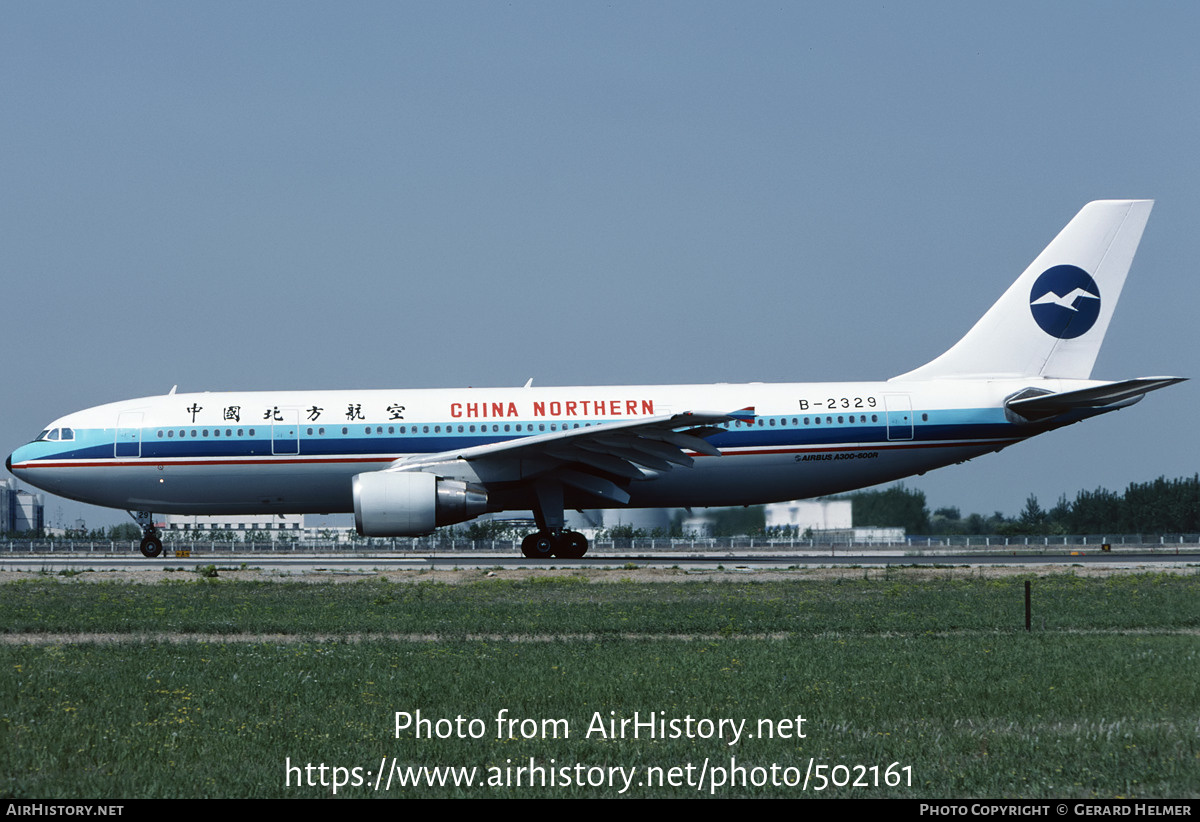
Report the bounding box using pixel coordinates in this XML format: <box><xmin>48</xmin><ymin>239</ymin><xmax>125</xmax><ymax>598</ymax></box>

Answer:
<box><xmin>556</xmin><ymin>531</ymin><xmax>588</xmax><ymax>559</ymax></box>
<box><xmin>139</xmin><ymin>535</ymin><xmax>163</xmax><ymax>558</ymax></box>
<box><xmin>520</xmin><ymin>532</ymin><xmax>555</xmax><ymax>559</ymax></box>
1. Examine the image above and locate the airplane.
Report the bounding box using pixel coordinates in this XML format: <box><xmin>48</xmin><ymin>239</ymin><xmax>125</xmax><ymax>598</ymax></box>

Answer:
<box><xmin>6</xmin><ymin>200</ymin><xmax>1184</xmax><ymax>559</ymax></box>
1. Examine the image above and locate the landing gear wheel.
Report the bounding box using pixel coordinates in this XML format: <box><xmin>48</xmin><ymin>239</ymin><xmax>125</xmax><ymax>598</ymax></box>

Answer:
<box><xmin>556</xmin><ymin>531</ymin><xmax>588</xmax><ymax>559</ymax></box>
<box><xmin>139</xmin><ymin>534</ymin><xmax>163</xmax><ymax>558</ymax></box>
<box><xmin>520</xmin><ymin>531</ymin><xmax>556</xmax><ymax>559</ymax></box>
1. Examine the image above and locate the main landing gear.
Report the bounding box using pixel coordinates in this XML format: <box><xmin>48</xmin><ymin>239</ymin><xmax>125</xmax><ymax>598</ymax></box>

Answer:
<box><xmin>130</xmin><ymin>510</ymin><xmax>163</xmax><ymax>558</ymax></box>
<box><xmin>518</xmin><ymin>479</ymin><xmax>590</xmax><ymax>559</ymax></box>
<box><xmin>520</xmin><ymin>529</ymin><xmax>589</xmax><ymax>559</ymax></box>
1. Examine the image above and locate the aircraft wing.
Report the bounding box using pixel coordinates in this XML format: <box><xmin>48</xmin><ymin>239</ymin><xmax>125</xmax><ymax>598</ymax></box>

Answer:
<box><xmin>1006</xmin><ymin>377</ymin><xmax>1186</xmax><ymax>421</ymax></box>
<box><xmin>384</xmin><ymin>410</ymin><xmax>749</xmax><ymax>505</ymax></box>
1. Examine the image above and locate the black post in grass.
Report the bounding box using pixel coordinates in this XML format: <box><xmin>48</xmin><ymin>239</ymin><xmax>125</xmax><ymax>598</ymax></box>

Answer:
<box><xmin>1025</xmin><ymin>580</ymin><xmax>1031</xmax><ymax>632</ymax></box>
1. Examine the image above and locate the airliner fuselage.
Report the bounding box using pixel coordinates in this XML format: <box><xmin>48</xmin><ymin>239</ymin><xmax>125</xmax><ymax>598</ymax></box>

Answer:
<box><xmin>6</xmin><ymin>378</ymin><xmax>1107</xmax><ymax>514</ymax></box>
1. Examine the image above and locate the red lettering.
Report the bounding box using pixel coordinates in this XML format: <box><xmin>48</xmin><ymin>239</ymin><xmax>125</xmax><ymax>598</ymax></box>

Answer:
<box><xmin>491</xmin><ymin>402</ymin><xmax>504</xmax><ymax>417</ymax></box>
<box><xmin>466</xmin><ymin>403</ymin><xmax>478</xmax><ymax>418</ymax></box>
<box><xmin>549</xmin><ymin>401</ymin><xmax>561</xmax><ymax>416</ymax></box>
<box><xmin>451</xmin><ymin>403</ymin><xmax>462</xmax><ymax>418</ymax></box>
<box><xmin>533</xmin><ymin>401</ymin><xmax>545</xmax><ymax>416</ymax></box>
<box><xmin>609</xmin><ymin>400</ymin><xmax>620</xmax><ymax>415</ymax></box>
<box><xmin>626</xmin><ymin>400</ymin><xmax>637</xmax><ymax>415</ymax></box>
<box><xmin>506</xmin><ymin>402</ymin><xmax>518</xmax><ymax>417</ymax></box>
<box><xmin>642</xmin><ymin>400</ymin><xmax>654</xmax><ymax>414</ymax></box>
<box><xmin>566</xmin><ymin>401</ymin><xmax>578</xmax><ymax>416</ymax></box>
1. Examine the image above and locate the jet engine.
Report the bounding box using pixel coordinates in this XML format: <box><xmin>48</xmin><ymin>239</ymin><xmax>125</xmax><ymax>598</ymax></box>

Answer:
<box><xmin>352</xmin><ymin>471</ymin><xmax>488</xmax><ymax>536</ymax></box>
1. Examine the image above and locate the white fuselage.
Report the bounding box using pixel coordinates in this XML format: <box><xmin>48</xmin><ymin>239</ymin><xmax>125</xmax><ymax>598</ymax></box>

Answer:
<box><xmin>7</xmin><ymin>377</ymin><xmax>1096</xmax><ymax>517</ymax></box>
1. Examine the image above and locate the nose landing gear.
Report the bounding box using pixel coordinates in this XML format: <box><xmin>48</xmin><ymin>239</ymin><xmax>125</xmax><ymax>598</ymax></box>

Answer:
<box><xmin>129</xmin><ymin>510</ymin><xmax>163</xmax><ymax>558</ymax></box>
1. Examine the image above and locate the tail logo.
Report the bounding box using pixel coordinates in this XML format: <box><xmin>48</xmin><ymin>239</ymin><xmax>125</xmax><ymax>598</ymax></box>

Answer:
<box><xmin>1029</xmin><ymin>265</ymin><xmax>1101</xmax><ymax>339</ymax></box>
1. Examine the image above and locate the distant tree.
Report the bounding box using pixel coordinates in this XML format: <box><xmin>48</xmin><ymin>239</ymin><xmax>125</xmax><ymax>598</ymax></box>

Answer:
<box><xmin>840</xmin><ymin>485</ymin><xmax>930</xmax><ymax>533</ymax></box>
<box><xmin>1018</xmin><ymin>494</ymin><xmax>1046</xmax><ymax>531</ymax></box>
<box><xmin>708</xmin><ymin>506</ymin><xmax>767</xmax><ymax>536</ymax></box>
<box><xmin>107</xmin><ymin>523</ymin><xmax>141</xmax><ymax>541</ymax></box>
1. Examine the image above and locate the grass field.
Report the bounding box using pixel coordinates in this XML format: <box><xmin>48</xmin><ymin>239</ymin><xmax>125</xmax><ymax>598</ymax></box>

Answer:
<box><xmin>2</xmin><ymin>568</ymin><xmax>1197</xmax><ymax>798</ymax></box>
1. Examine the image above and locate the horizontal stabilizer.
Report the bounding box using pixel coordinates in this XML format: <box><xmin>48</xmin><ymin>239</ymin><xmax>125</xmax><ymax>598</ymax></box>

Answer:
<box><xmin>1006</xmin><ymin>377</ymin><xmax>1185</xmax><ymax>421</ymax></box>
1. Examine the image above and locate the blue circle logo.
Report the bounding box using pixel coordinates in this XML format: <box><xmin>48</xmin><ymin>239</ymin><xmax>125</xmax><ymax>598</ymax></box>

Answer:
<box><xmin>1029</xmin><ymin>265</ymin><xmax>1101</xmax><ymax>339</ymax></box>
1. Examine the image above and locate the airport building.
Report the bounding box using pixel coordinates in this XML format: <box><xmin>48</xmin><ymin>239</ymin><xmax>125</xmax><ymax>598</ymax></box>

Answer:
<box><xmin>0</xmin><ymin>478</ymin><xmax>44</xmax><ymax>535</ymax></box>
<box><xmin>764</xmin><ymin>500</ymin><xmax>853</xmax><ymax>531</ymax></box>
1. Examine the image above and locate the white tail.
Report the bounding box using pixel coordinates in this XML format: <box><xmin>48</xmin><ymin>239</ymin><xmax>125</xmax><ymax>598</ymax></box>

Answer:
<box><xmin>894</xmin><ymin>200</ymin><xmax>1153</xmax><ymax>381</ymax></box>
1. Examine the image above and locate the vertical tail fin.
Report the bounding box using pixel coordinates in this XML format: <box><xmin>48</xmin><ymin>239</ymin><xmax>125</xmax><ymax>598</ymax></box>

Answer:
<box><xmin>894</xmin><ymin>200</ymin><xmax>1153</xmax><ymax>381</ymax></box>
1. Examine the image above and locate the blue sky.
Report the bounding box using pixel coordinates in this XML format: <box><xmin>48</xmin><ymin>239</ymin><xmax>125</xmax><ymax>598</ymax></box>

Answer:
<box><xmin>4</xmin><ymin>3</ymin><xmax>1197</xmax><ymax>529</ymax></box>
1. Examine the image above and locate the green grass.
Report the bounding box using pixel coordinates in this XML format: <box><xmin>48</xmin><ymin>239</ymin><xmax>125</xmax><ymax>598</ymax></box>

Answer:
<box><xmin>1</xmin><ymin>572</ymin><xmax>1197</xmax><ymax>798</ymax></box>
<box><xmin>2</xmin><ymin>573</ymin><xmax>1197</xmax><ymax>636</ymax></box>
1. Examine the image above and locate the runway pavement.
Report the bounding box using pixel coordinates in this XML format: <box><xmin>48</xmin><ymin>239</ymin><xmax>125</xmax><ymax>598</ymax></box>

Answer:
<box><xmin>1</xmin><ymin>548</ymin><xmax>1196</xmax><ymax>573</ymax></box>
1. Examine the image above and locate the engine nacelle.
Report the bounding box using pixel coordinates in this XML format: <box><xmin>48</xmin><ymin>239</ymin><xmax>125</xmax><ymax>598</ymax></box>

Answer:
<box><xmin>352</xmin><ymin>471</ymin><xmax>488</xmax><ymax>536</ymax></box>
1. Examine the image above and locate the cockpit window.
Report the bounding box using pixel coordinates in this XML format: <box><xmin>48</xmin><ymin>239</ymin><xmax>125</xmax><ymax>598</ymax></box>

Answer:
<box><xmin>47</xmin><ymin>429</ymin><xmax>60</xmax><ymax>441</ymax></box>
<box><xmin>60</xmin><ymin>428</ymin><xmax>74</xmax><ymax>441</ymax></box>
<box><xmin>36</xmin><ymin>430</ymin><xmax>49</xmax><ymax>441</ymax></box>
